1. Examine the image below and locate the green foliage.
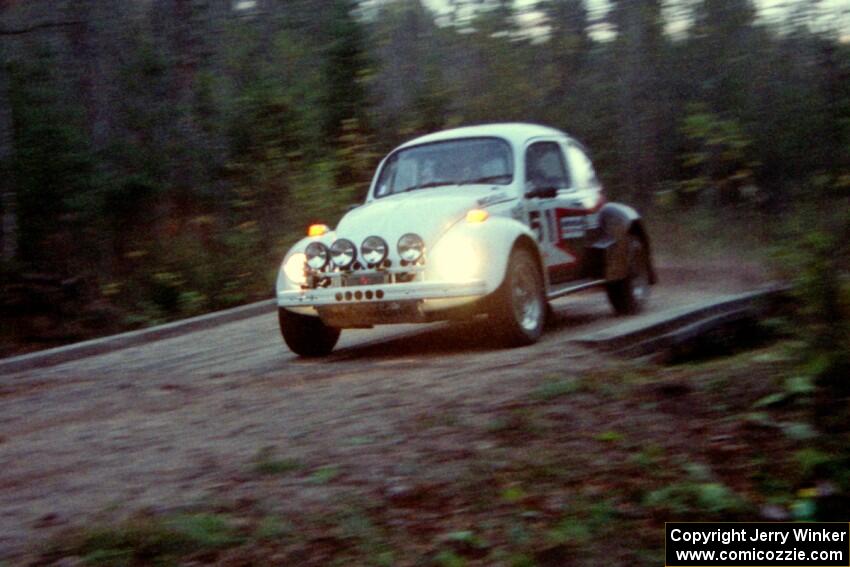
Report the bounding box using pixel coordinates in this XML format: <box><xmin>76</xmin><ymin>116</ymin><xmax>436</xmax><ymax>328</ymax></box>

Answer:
<box><xmin>254</xmin><ymin>459</ymin><xmax>303</xmax><ymax>475</ymax></box>
<box><xmin>166</xmin><ymin>514</ymin><xmax>241</xmax><ymax>548</ymax></box>
<box><xmin>443</xmin><ymin>530</ymin><xmax>487</xmax><ymax>549</ymax></box>
<box><xmin>630</xmin><ymin>444</ymin><xmax>665</xmax><ymax>469</ymax></box>
<box><xmin>486</xmin><ymin>409</ymin><xmax>539</xmax><ymax>438</ymax></box>
<box><xmin>794</xmin><ymin>448</ymin><xmax>832</xmax><ymax>478</ymax></box>
<box><xmin>782</xmin><ymin>228</ymin><xmax>850</xmax><ymax>358</ymax></box>
<box><xmin>644</xmin><ymin>461</ymin><xmax>746</xmax><ymax>516</ymax></box>
<box><xmin>435</xmin><ymin>549</ymin><xmax>467</xmax><ymax>567</ymax></box>
<box><xmin>254</xmin><ymin>458</ymin><xmax>302</xmax><ymax>475</ymax></box>
<box><xmin>595</xmin><ymin>430</ymin><xmax>624</xmax><ymax>443</ymax></box>
<box><xmin>252</xmin><ymin>447</ymin><xmax>303</xmax><ymax>476</ymax></box>
<box><xmin>7</xmin><ymin>52</ymin><xmax>101</xmax><ymax>272</ymax></box>
<box><xmin>774</xmin><ymin>214</ymin><xmax>850</xmax><ymax>439</ymax></box>
<box><xmin>254</xmin><ymin>516</ymin><xmax>293</xmax><ymax>541</ymax></box>
<box><xmin>55</xmin><ymin>514</ymin><xmax>241</xmax><ymax>566</ymax></box>
<box><xmin>785</xmin><ymin>374</ymin><xmax>815</xmax><ymax>396</ymax></box>
<box><xmin>310</xmin><ymin>465</ymin><xmax>342</xmax><ymax>484</ymax></box>
<box><xmin>544</xmin><ymin>498</ymin><xmax>615</xmax><ymax>550</ymax></box>
<box><xmin>323</xmin><ymin>0</ymin><xmax>370</xmax><ymax>139</ymax></box>
<box><xmin>508</xmin><ymin>554</ymin><xmax>536</xmax><ymax>567</ymax></box>
<box><xmin>532</xmin><ymin>376</ymin><xmax>583</xmax><ymax>401</ymax></box>
<box><xmin>679</xmin><ymin>104</ymin><xmax>756</xmax><ymax>206</ymax></box>
<box><xmin>752</xmin><ymin>392</ymin><xmax>788</xmax><ymax>408</ymax></box>
<box><xmin>780</xmin><ymin>421</ymin><xmax>818</xmax><ymax>441</ymax></box>
<box><xmin>500</xmin><ymin>485</ymin><xmax>526</xmax><ymax>503</ymax></box>
<box><xmin>644</xmin><ymin>481</ymin><xmax>745</xmax><ymax>516</ymax></box>
<box><xmin>547</xmin><ymin>518</ymin><xmax>591</xmax><ymax>545</ymax></box>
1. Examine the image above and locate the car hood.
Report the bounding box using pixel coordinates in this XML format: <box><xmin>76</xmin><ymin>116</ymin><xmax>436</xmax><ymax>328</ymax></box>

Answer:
<box><xmin>336</xmin><ymin>185</ymin><xmax>509</xmax><ymax>250</ymax></box>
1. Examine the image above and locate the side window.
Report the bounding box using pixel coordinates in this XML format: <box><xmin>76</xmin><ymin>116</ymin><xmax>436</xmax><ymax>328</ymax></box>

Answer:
<box><xmin>525</xmin><ymin>142</ymin><xmax>570</xmax><ymax>190</ymax></box>
<box><xmin>567</xmin><ymin>145</ymin><xmax>599</xmax><ymax>189</ymax></box>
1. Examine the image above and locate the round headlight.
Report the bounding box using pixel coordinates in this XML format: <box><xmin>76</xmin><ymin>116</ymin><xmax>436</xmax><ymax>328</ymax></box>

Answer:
<box><xmin>361</xmin><ymin>236</ymin><xmax>388</xmax><ymax>266</ymax></box>
<box><xmin>398</xmin><ymin>233</ymin><xmax>424</xmax><ymax>263</ymax></box>
<box><xmin>283</xmin><ymin>252</ymin><xmax>306</xmax><ymax>284</ymax></box>
<box><xmin>432</xmin><ymin>234</ymin><xmax>480</xmax><ymax>282</ymax></box>
<box><xmin>330</xmin><ymin>238</ymin><xmax>357</xmax><ymax>268</ymax></box>
<box><xmin>305</xmin><ymin>242</ymin><xmax>329</xmax><ymax>270</ymax></box>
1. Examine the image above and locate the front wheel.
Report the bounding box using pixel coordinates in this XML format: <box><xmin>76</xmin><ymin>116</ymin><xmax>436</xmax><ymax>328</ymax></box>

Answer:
<box><xmin>490</xmin><ymin>247</ymin><xmax>546</xmax><ymax>346</ymax></box>
<box><xmin>278</xmin><ymin>308</ymin><xmax>340</xmax><ymax>357</ymax></box>
<box><xmin>606</xmin><ymin>234</ymin><xmax>651</xmax><ymax>315</ymax></box>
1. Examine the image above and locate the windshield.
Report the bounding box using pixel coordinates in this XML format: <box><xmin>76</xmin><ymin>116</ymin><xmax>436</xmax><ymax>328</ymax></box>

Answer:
<box><xmin>373</xmin><ymin>137</ymin><xmax>513</xmax><ymax>198</ymax></box>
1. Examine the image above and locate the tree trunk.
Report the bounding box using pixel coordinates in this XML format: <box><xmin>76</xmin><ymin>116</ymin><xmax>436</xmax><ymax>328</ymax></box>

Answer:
<box><xmin>0</xmin><ymin>53</ymin><xmax>17</xmax><ymax>264</ymax></box>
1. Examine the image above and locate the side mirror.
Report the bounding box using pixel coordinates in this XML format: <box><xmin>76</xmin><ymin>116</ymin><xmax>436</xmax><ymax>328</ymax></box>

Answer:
<box><xmin>525</xmin><ymin>186</ymin><xmax>558</xmax><ymax>199</ymax></box>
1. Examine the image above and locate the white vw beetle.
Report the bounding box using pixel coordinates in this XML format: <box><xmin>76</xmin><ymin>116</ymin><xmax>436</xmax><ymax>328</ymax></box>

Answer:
<box><xmin>276</xmin><ymin>123</ymin><xmax>656</xmax><ymax>356</ymax></box>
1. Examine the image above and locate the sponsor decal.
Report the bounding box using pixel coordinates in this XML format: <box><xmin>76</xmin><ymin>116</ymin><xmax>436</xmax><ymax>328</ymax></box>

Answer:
<box><xmin>560</xmin><ymin>216</ymin><xmax>585</xmax><ymax>239</ymax></box>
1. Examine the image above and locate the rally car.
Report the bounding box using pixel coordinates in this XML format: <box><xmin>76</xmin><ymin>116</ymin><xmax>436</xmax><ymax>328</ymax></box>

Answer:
<box><xmin>276</xmin><ymin>123</ymin><xmax>656</xmax><ymax>356</ymax></box>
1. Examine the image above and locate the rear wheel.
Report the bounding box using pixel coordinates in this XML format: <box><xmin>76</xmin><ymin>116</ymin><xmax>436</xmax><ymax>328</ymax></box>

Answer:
<box><xmin>606</xmin><ymin>234</ymin><xmax>651</xmax><ymax>315</ymax></box>
<box><xmin>278</xmin><ymin>308</ymin><xmax>340</xmax><ymax>357</ymax></box>
<box><xmin>491</xmin><ymin>247</ymin><xmax>546</xmax><ymax>346</ymax></box>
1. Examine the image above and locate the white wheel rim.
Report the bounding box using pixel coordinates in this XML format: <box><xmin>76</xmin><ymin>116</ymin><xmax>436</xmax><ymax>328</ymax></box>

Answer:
<box><xmin>512</xmin><ymin>266</ymin><xmax>542</xmax><ymax>332</ymax></box>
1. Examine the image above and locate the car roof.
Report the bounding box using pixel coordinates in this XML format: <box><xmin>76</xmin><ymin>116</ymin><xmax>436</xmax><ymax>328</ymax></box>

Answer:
<box><xmin>397</xmin><ymin>122</ymin><xmax>570</xmax><ymax>149</ymax></box>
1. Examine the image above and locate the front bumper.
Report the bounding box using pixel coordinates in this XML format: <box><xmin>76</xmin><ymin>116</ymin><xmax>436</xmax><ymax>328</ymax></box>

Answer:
<box><xmin>277</xmin><ymin>279</ymin><xmax>487</xmax><ymax>309</ymax></box>
<box><xmin>278</xmin><ymin>279</ymin><xmax>488</xmax><ymax>327</ymax></box>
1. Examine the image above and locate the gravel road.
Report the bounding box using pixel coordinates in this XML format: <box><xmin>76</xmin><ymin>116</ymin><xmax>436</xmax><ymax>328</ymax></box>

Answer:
<box><xmin>0</xmin><ymin>272</ymin><xmax>761</xmax><ymax>561</ymax></box>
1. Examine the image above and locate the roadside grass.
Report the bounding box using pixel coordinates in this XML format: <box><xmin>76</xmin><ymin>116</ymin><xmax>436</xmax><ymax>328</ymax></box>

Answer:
<box><xmin>251</xmin><ymin>446</ymin><xmax>303</xmax><ymax>476</ymax></box>
<box><xmin>485</xmin><ymin>409</ymin><xmax>542</xmax><ymax>440</ymax></box>
<box><xmin>45</xmin><ymin>513</ymin><xmax>243</xmax><ymax>566</ymax></box>
<box><xmin>531</xmin><ymin>375</ymin><xmax>585</xmax><ymax>401</ymax></box>
<box><xmin>309</xmin><ymin>464</ymin><xmax>342</xmax><ymax>484</ymax></box>
<box><xmin>253</xmin><ymin>515</ymin><xmax>293</xmax><ymax>541</ymax></box>
<box><xmin>37</xmin><ymin>340</ymin><xmax>839</xmax><ymax>566</ymax></box>
<box><xmin>253</xmin><ymin>458</ymin><xmax>302</xmax><ymax>476</ymax></box>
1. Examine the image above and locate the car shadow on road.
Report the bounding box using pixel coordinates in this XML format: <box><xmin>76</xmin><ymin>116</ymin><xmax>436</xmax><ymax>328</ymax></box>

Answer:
<box><xmin>319</xmin><ymin>301</ymin><xmax>610</xmax><ymax>362</ymax></box>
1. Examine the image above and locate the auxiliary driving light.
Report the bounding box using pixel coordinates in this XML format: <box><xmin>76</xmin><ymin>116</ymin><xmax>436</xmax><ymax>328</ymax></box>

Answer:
<box><xmin>305</xmin><ymin>242</ymin><xmax>329</xmax><ymax>270</ymax></box>
<box><xmin>361</xmin><ymin>236</ymin><xmax>388</xmax><ymax>266</ymax></box>
<box><xmin>330</xmin><ymin>238</ymin><xmax>357</xmax><ymax>268</ymax></box>
<box><xmin>397</xmin><ymin>233</ymin><xmax>424</xmax><ymax>263</ymax></box>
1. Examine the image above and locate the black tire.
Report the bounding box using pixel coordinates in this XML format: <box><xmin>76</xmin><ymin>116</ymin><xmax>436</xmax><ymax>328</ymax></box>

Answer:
<box><xmin>606</xmin><ymin>234</ymin><xmax>651</xmax><ymax>315</ymax></box>
<box><xmin>490</xmin><ymin>247</ymin><xmax>546</xmax><ymax>346</ymax></box>
<box><xmin>278</xmin><ymin>308</ymin><xmax>340</xmax><ymax>357</ymax></box>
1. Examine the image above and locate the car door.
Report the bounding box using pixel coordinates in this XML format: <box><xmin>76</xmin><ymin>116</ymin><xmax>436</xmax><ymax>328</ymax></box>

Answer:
<box><xmin>545</xmin><ymin>142</ymin><xmax>606</xmax><ymax>282</ymax></box>
<box><xmin>522</xmin><ymin>139</ymin><xmax>576</xmax><ymax>284</ymax></box>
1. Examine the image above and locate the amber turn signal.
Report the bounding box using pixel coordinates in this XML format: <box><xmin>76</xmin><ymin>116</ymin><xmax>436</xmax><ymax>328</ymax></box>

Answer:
<box><xmin>465</xmin><ymin>209</ymin><xmax>489</xmax><ymax>223</ymax></box>
<box><xmin>307</xmin><ymin>224</ymin><xmax>330</xmax><ymax>237</ymax></box>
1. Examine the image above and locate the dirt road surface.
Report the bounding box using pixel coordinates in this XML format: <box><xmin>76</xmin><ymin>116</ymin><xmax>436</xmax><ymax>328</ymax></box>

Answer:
<box><xmin>0</xmin><ymin>271</ymin><xmax>763</xmax><ymax>562</ymax></box>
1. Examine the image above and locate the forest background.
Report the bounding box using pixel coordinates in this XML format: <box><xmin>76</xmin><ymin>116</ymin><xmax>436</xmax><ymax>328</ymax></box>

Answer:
<box><xmin>1</xmin><ymin>0</ymin><xmax>848</xmax><ymax>355</ymax></box>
